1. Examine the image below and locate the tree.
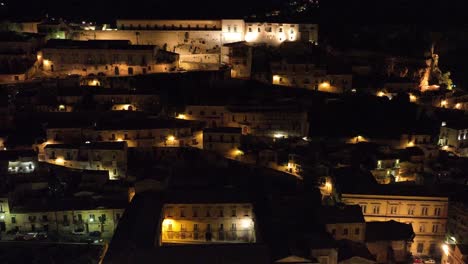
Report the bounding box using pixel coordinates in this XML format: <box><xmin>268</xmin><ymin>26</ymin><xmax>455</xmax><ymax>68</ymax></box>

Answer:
<box><xmin>439</xmin><ymin>71</ymin><xmax>453</xmax><ymax>90</ymax></box>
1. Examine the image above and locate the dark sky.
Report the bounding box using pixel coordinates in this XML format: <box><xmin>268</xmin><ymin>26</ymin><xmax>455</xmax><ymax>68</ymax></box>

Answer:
<box><xmin>2</xmin><ymin>0</ymin><xmax>275</xmax><ymax>22</ymax></box>
<box><xmin>3</xmin><ymin>0</ymin><xmax>468</xmax><ymax>23</ymax></box>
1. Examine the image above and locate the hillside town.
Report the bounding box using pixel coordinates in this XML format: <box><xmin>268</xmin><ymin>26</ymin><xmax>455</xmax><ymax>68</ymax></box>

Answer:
<box><xmin>0</xmin><ymin>1</ymin><xmax>467</xmax><ymax>264</ymax></box>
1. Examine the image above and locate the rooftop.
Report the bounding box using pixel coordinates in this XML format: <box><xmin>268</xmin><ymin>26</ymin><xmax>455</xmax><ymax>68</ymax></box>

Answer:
<box><xmin>319</xmin><ymin>205</ymin><xmax>365</xmax><ymax>224</ymax></box>
<box><xmin>44</xmin><ymin>141</ymin><xmax>127</xmax><ymax>150</ymax></box>
<box><xmin>44</xmin><ymin>39</ymin><xmax>156</xmax><ymax>51</ymax></box>
<box><xmin>203</xmin><ymin>127</ymin><xmax>242</xmax><ymax>134</ymax></box>
<box><xmin>365</xmin><ymin>220</ymin><xmax>414</xmax><ymax>242</ymax></box>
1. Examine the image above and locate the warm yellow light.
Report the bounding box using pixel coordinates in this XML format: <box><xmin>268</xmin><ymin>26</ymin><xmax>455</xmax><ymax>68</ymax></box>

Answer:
<box><xmin>409</xmin><ymin>94</ymin><xmax>417</xmax><ymax>102</ymax></box>
<box><xmin>441</xmin><ymin>100</ymin><xmax>448</xmax><ymax>106</ymax></box>
<box><xmin>176</xmin><ymin>114</ymin><xmax>186</xmax><ymax>120</ymax></box>
<box><xmin>273</xmin><ymin>133</ymin><xmax>285</xmax><ymax>139</ymax></box>
<box><xmin>43</xmin><ymin>60</ymin><xmax>51</xmax><ymax>66</ymax></box>
<box><xmin>234</xmin><ymin>149</ymin><xmax>244</xmax><ymax>156</ymax></box>
<box><xmin>319</xmin><ymin>82</ymin><xmax>331</xmax><ymax>89</ymax></box>
<box><xmin>58</xmin><ymin>105</ymin><xmax>65</xmax><ymax>111</ymax></box>
<box><xmin>241</xmin><ymin>218</ymin><xmax>252</xmax><ymax>229</ymax></box>
<box><xmin>117</xmin><ymin>138</ymin><xmax>123</xmax><ymax>142</ymax></box>
<box><xmin>455</xmin><ymin>103</ymin><xmax>461</xmax><ymax>109</ymax></box>
<box><xmin>167</xmin><ymin>135</ymin><xmax>175</xmax><ymax>141</ymax></box>
<box><xmin>55</xmin><ymin>157</ymin><xmax>64</xmax><ymax>164</ymax></box>
<box><xmin>245</xmin><ymin>32</ymin><xmax>258</xmax><ymax>42</ymax></box>
<box><xmin>287</xmin><ymin>162</ymin><xmax>293</xmax><ymax>169</ymax></box>
<box><xmin>442</xmin><ymin>145</ymin><xmax>449</xmax><ymax>150</ymax></box>
<box><xmin>442</xmin><ymin>244</ymin><xmax>449</xmax><ymax>256</ymax></box>
<box><xmin>325</xmin><ymin>182</ymin><xmax>332</xmax><ymax>189</ymax></box>
<box><xmin>377</xmin><ymin>91</ymin><xmax>385</xmax><ymax>97</ymax></box>
<box><xmin>37</xmin><ymin>54</ymin><xmax>42</xmax><ymax>60</ymax></box>
<box><xmin>407</xmin><ymin>141</ymin><xmax>415</xmax><ymax>147</ymax></box>
<box><xmin>162</xmin><ymin>218</ymin><xmax>173</xmax><ymax>226</ymax></box>
<box><xmin>273</xmin><ymin>75</ymin><xmax>280</xmax><ymax>83</ymax></box>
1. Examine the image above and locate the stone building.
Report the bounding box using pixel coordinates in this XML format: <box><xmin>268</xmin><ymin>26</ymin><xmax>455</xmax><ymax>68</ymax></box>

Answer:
<box><xmin>0</xmin><ymin>197</ymin><xmax>124</xmax><ymax>238</ymax></box>
<box><xmin>44</xmin><ymin>141</ymin><xmax>128</xmax><ymax>180</ymax></box>
<box><xmin>342</xmin><ymin>189</ymin><xmax>448</xmax><ymax>256</ymax></box>
<box><xmin>40</xmin><ymin>39</ymin><xmax>178</xmax><ymax>77</ymax></box>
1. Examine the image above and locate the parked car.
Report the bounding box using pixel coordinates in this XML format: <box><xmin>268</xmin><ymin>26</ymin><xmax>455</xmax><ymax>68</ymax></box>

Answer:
<box><xmin>23</xmin><ymin>232</ymin><xmax>38</xmax><ymax>241</ymax></box>
<box><xmin>413</xmin><ymin>256</ymin><xmax>423</xmax><ymax>264</ymax></box>
<box><xmin>72</xmin><ymin>229</ymin><xmax>85</xmax><ymax>235</ymax></box>
<box><xmin>14</xmin><ymin>233</ymin><xmax>25</xmax><ymax>241</ymax></box>
<box><xmin>89</xmin><ymin>231</ymin><xmax>101</xmax><ymax>237</ymax></box>
<box><xmin>37</xmin><ymin>232</ymin><xmax>48</xmax><ymax>240</ymax></box>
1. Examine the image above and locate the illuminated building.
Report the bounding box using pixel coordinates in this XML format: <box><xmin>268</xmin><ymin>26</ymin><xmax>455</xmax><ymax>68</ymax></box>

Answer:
<box><xmin>441</xmin><ymin>244</ymin><xmax>468</xmax><ymax>264</ymax></box>
<box><xmin>0</xmin><ymin>150</ymin><xmax>38</xmax><ymax>174</ymax></box>
<box><xmin>270</xmin><ymin>60</ymin><xmax>352</xmax><ymax>93</ymax></box>
<box><xmin>438</xmin><ymin>120</ymin><xmax>468</xmax><ymax>156</ymax></box>
<box><xmin>342</xmin><ymin>189</ymin><xmax>448</xmax><ymax>256</ymax></box>
<box><xmin>447</xmin><ymin>200</ymin><xmax>468</xmax><ymax>244</ymax></box>
<box><xmin>0</xmin><ymin>197</ymin><xmax>124</xmax><ymax>237</ymax></box>
<box><xmin>203</xmin><ymin>127</ymin><xmax>242</xmax><ymax>157</ymax></box>
<box><xmin>160</xmin><ymin>200</ymin><xmax>257</xmax><ymax>245</ymax></box>
<box><xmin>73</xmin><ymin>19</ymin><xmax>318</xmax><ymax>72</ymax></box>
<box><xmin>371</xmin><ymin>155</ymin><xmax>400</xmax><ymax>184</ymax></box>
<box><xmin>41</xmin><ymin>39</ymin><xmax>179</xmax><ymax>77</ymax></box>
<box><xmin>44</xmin><ymin>141</ymin><xmax>128</xmax><ymax>180</ymax></box>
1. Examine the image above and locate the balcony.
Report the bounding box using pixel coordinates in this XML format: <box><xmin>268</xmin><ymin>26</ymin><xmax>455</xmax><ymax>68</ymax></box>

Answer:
<box><xmin>161</xmin><ymin>230</ymin><xmax>255</xmax><ymax>244</ymax></box>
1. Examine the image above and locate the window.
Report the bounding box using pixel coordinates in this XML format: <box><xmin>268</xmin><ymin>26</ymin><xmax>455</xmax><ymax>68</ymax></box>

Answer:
<box><xmin>219</xmin><ymin>208</ymin><xmax>224</xmax><ymax>217</ymax></box>
<box><xmin>89</xmin><ymin>214</ymin><xmax>95</xmax><ymax>221</ymax></box>
<box><xmin>257</xmin><ymin>28</ymin><xmax>261</xmax><ymax>33</ymax></box>
<box><xmin>343</xmin><ymin>228</ymin><xmax>348</xmax><ymax>235</ymax></box>
<box><xmin>331</xmin><ymin>229</ymin><xmax>336</xmax><ymax>236</ymax></box>
<box><xmin>234</xmin><ymin>26</ymin><xmax>237</xmax><ymax>32</ymax></box>
<box><xmin>166</xmin><ymin>207</ymin><xmax>173</xmax><ymax>217</ymax></box>
<box><xmin>279</xmin><ymin>28</ymin><xmax>283</xmax><ymax>32</ymax></box>
<box><xmin>421</xmin><ymin>207</ymin><xmax>428</xmax><ymax>216</ymax></box>
<box><xmin>432</xmin><ymin>224</ymin><xmax>438</xmax><ymax>233</ymax></box>
<box><xmin>355</xmin><ymin>228</ymin><xmax>360</xmax><ymax>235</ymax></box>
<box><xmin>181</xmin><ymin>223</ymin><xmax>187</xmax><ymax>231</ymax></box>
<box><xmin>434</xmin><ymin>208</ymin><xmax>441</xmax><ymax>216</ymax></box>
<box><xmin>193</xmin><ymin>207</ymin><xmax>198</xmax><ymax>217</ymax></box>
<box><xmin>180</xmin><ymin>208</ymin><xmax>185</xmax><ymax>217</ymax></box>
<box><xmin>231</xmin><ymin>208</ymin><xmax>237</xmax><ymax>217</ymax></box>
<box><xmin>116</xmin><ymin>214</ymin><xmax>120</xmax><ymax>221</ymax></box>
<box><xmin>231</xmin><ymin>223</ymin><xmax>236</xmax><ymax>230</ymax></box>
<box><xmin>11</xmin><ymin>216</ymin><xmax>16</xmax><ymax>223</ymax></box>
<box><xmin>377</xmin><ymin>160</ymin><xmax>382</xmax><ymax>169</ymax></box>
<box><xmin>248</xmin><ymin>27</ymin><xmax>252</xmax><ymax>32</ymax></box>
<box><xmin>408</xmin><ymin>205</ymin><xmax>415</xmax><ymax>215</ymax></box>
<box><xmin>14</xmin><ymin>75</ymin><xmax>19</xmax><ymax>81</ymax></box>
<box><xmin>63</xmin><ymin>215</ymin><xmax>68</xmax><ymax>222</ymax></box>
<box><xmin>419</xmin><ymin>224</ymin><xmax>425</xmax><ymax>233</ymax></box>
<box><xmin>206</xmin><ymin>207</ymin><xmax>211</xmax><ymax>217</ymax></box>
<box><xmin>417</xmin><ymin>243</ymin><xmax>424</xmax><ymax>253</ymax></box>
<box><xmin>361</xmin><ymin>204</ymin><xmax>367</xmax><ymax>214</ymax></box>
<box><xmin>372</xmin><ymin>205</ymin><xmax>380</xmax><ymax>214</ymax></box>
<box><xmin>42</xmin><ymin>215</ymin><xmax>48</xmax><ymax>221</ymax></box>
<box><xmin>227</xmin><ymin>26</ymin><xmax>231</xmax><ymax>32</ymax></box>
<box><xmin>390</xmin><ymin>206</ymin><xmax>397</xmax><ymax>214</ymax></box>
<box><xmin>193</xmin><ymin>224</ymin><xmax>198</xmax><ymax>231</ymax></box>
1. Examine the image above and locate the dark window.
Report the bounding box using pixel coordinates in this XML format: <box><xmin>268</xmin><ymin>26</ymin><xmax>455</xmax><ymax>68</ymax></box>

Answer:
<box><xmin>343</xmin><ymin>228</ymin><xmax>348</xmax><ymax>235</ymax></box>
<box><xmin>11</xmin><ymin>216</ymin><xmax>16</xmax><ymax>223</ymax></box>
<box><xmin>355</xmin><ymin>228</ymin><xmax>360</xmax><ymax>235</ymax></box>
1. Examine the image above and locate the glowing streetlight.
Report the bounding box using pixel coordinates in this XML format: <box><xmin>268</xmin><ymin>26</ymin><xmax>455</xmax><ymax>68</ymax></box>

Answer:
<box><xmin>455</xmin><ymin>103</ymin><xmax>461</xmax><ymax>109</ymax></box>
<box><xmin>409</xmin><ymin>94</ymin><xmax>417</xmax><ymax>102</ymax></box>
<box><xmin>167</xmin><ymin>135</ymin><xmax>175</xmax><ymax>141</ymax></box>
<box><xmin>441</xmin><ymin>100</ymin><xmax>448</xmax><ymax>107</ymax></box>
<box><xmin>241</xmin><ymin>218</ymin><xmax>252</xmax><ymax>229</ymax></box>
<box><xmin>176</xmin><ymin>114</ymin><xmax>186</xmax><ymax>119</ymax></box>
<box><xmin>55</xmin><ymin>157</ymin><xmax>64</xmax><ymax>164</ymax></box>
<box><xmin>442</xmin><ymin>243</ymin><xmax>449</xmax><ymax>256</ymax></box>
